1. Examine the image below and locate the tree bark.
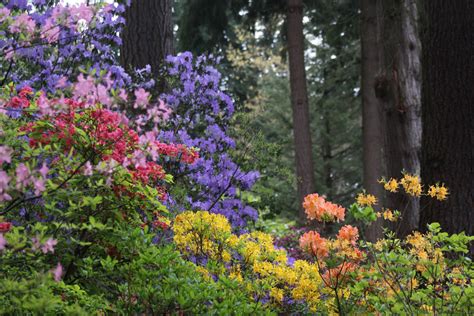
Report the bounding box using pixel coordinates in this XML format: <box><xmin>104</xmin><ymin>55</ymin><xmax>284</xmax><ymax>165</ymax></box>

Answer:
<box><xmin>419</xmin><ymin>1</ymin><xmax>473</xmax><ymax>240</ymax></box>
<box><xmin>286</xmin><ymin>0</ymin><xmax>316</xmax><ymax>221</ymax></box>
<box><xmin>360</xmin><ymin>0</ymin><xmax>385</xmax><ymax>241</ymax></box>
<box><xmin>120</xmin><ymin>0</ymin><xmax>174</xmax><ymax>79</ymax></box>
<box><xmin>380</xmin><ymin>0</ymin><xmax>421</xmax><ymax>237</ymax></box>
<box><xmin>361</xmin><ymin>0</ymin><xmax>422</xmax><ymax>240</ymax></box>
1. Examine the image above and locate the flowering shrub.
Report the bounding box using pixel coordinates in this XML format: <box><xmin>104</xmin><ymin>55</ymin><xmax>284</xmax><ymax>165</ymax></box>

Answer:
<box><xmin>300</xmin><ymin>177</ymin><xmax>473</xmax><ymax>314</ymax></box>
<box><xmin>172</xmin><ymin>176</ymin><xmax>473</xmax><ymax>314</ymax></box>
<box><xmin>158</xmin><ymin>53</ymin><xmax>260</xmax><ymax>229</ymax></box>
<box><xmin>2</xmin><ymin>1</ymin><xmax>260</xmax><ymax>231</ymax></box>
<box><xmin>173</xmin><ymin>210</ymin><xmax>326</xmax><ymax>313</ymax></box>
<box><xmin>1</xmin><ymin>1</ymin><xmax>131</xmax><ymax>91</ymax></box>
<box><xmin>0</xmin><ymin>82</ymin><xmax>272</xmax><ymax>313</ymax></box>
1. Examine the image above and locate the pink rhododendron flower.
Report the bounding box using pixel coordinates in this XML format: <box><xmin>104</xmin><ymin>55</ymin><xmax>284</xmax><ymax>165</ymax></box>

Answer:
<box><xmin>41</xmin><ymin>18</ymin><xmax>61</xmax><ymax>43</ymax></box>
<box><xmin>83</xmin><ymin>161</ymin><xmax>93</xmax><ymax>176</ymax></box>
<box><xmin>15</xmin><ymin>163</ymin><xmax>31</xmax><ymax>190</ymax></box>
<box><xmin>147</xmin><ymin>100</ymin><xmax>172</xmax><ymax>124</ymax></box>
<box><xmin>131</xmin><ymin>149</ymin><xmax>147</xmax><ymax>168</ymax></box>
<box><xmin>41</xmin><ymin>238</ymin><xmax>58</xmax><ymax>254</ymax></box>
<box><xmin>33</xmin><ymin>177</ymin><xmax>46</xmax><ymax>195</ymax></box>
<box><xmin>50</xmin><ymin>5</ymin><xmax>68</xmax><ymax>22</ymax></box>
<box><xmin>96</xmin><ymin>84</ymin><xmax>111</xmax><ymax>107</ymax></box>
<box><xmin>4</xmin><ymin>50</ymin><xmax>14</xmax><ymax>61</ymax></box>
<box><xmin>0</xmin><ymin>171</ymin><xmax>11</xmax><ymax>201</ymax></box>
<box><xmin>52</xmin><ymin>263</ymin><xmax>63</xmax><ymax>282</ymax></box>
<box><xmin>0</xmin><ymin>234</ymin><xmax>6</xmax><ymax>250</ymax></box>
<box><xmin>55</xmin><ymin>76</ymin><xmax>68</xmax><ymax>89</ymax></box>
<box><xmin>37</xmin><ymin>92</ymin><xmax>54</xmax><ymax>116</ymax></box>
<box><xmin>134</xmin><ymin>88</ymin><xmax>149</xmax><ymax>109</ymax></box>
<box><xmin>0</xmin><ymin>8</ymin><xmax>10</xmax><ymax>23</ymax></box>
<box><xmin>73</xmin><ymin>74</ymin><xmax>95</xmax><ymax>99</ymax></box>
<box><xmin>0</xmin><ymin>146</ymin><xmax>13</xmax><ymax>165</ymax></box>
<box><xmin>31</xmin><ymin>236</ymin><xmax>41</xmax><ymax>252</ymax></box>
<box><xmin>39</xmin><ymin>163</ymin><xmax>49</xmax><ymax>178</ymax></box>
<box><xmin>118</xmin><ymin>89</ymin><xmax>128</xmax><ymax>102</ymax></box>
<box><xmin>69</xmin><ymin>4</ymin><xmax>94</xmax><ymax>24</ymax></box>
<box><xmin>158</xmin><ymin>99</ymin><xmax>172</xmax><ymax>121</ymax></box>
<box><xmin>9</xmin><ymin>13</ymin><xmax>36</xmax><ymax>34</ymax></box>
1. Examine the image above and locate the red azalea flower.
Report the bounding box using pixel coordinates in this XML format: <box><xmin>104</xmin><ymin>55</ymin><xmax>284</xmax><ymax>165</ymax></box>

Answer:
<box><xmin>0</xmin><ymin>222</ymin><xmax>12</xmax><ymax>233</ymax></box>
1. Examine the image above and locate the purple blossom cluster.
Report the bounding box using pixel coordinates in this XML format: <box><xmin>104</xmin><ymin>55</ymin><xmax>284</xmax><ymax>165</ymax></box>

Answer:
<box><xmin>160</xmin><ymin>53</ymin><xmax>260</xmax><ymax>229</ymax></box>
<box><xmin>1</xmin><ymin>0</ymin><xmax>130</xmax><ymax>91</ymax></box>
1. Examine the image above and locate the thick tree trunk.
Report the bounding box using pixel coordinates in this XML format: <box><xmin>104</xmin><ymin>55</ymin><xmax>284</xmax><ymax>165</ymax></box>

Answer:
<box><xmin>286</xmin><ymin>0</ymin><xmax>316</xmax><ymax>221</ymax></box>
<box><xmin>120</xmin><ymin>0</ymin><xmax>174</xmax><ymax>79</ymax></box>
<box><xmin>361</xmin><ymin>0</ymin><xmax>422</xmax><ymax>240</ymax></box>
<box><xmin>360</xmin><ymin>0</ymin><xmax>385</xmax><ymax>241</ymax></box>
<box><xmin>419</xmin><ymin>1</ymin><xmax>473</xmax><ymax>239</ymax></box>
<box><xmin>380</xmin><ymin>0</ymin><xmax>421</xmax><ymax>237</ymax></box>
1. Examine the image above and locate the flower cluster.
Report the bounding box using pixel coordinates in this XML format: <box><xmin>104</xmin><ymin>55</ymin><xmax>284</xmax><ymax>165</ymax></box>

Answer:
<box><xmin>303</xmin><ymin>193</ymin><xmax>345</xmax><ymax>222</ymax></box>
<box><xmin>296</xmin><ymin>186</ymin><xmax>471</xmax><ymax>314</ymax></box>
<box><xmin>400</xmin><ymin>173</ymin><xmax>423</xmax><ymax>196</ymax></box>
<box><xmin>300</xmin><ymin>225</ymin><xmax>364</xmax><ymax>286</ymax></box>
<box><xmin>172</xmin><ymin>210</ymin><xmax>328</xmax><ymax>312</ymax></box>
<box><xmin>379</xmin><ymin>173</ymin><xmax>449</xmax><ymax>200</ymax></box>
<box><xmin>356</xmin><ymin>193</ymin><xmax>377</xmax><ymax>207</ymax></box>
<box><xmin>0</xmin><ymin>83</ymin><xmax>202</xmax><ymax>247</ymax></box>
<box><xmin>3</xmin><ymin>1</ymin><xmax>259</xmax><ymax>230</ymax></box>
<box><xmin>173</xmin><ymin>211</ymin><xmax>232</xmax><ymax>262</ymax></box>
<box><xmin>1</xmin><ymin>1</ymin><xmax>131</xmax><ymax>92</ymax></box>
<box><xmin>159</xmin><ymin>53</ymin><xmax>259</xmax><ymax>228</ymax></box>
<box><xmin>427</xmin><ymin>183</ymin><xmax>449</xmax><ymax>201</ymax></box>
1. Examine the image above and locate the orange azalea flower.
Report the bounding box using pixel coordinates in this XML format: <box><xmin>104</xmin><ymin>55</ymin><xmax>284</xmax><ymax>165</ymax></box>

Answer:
<box><xmin>322</xmin><ymin>262</ymin><xmax>357</xmax><ymax>288</ymax></box>
<box><xmin>300</xmin><ymin>231</ymin><xmax>329</xmax><ymax>258</ymax></box>
<box><xmin>303</xmin><ymin>193</ymin><xmax>345</xmax><ymax>222</ymax></box>
<box><xmin>337</xmin><ymin>225</ymin><xmax>359</xmax><ymax>244</ymax></box>
<box><xmin>325</xmin><ymin>201</ymin><xmax>346</xmax><ymax>222</ymax></box>
<box><xmin>303</xmin><ymin>193</ymin><xmax>326</xmax><ymax>221</ymax></box>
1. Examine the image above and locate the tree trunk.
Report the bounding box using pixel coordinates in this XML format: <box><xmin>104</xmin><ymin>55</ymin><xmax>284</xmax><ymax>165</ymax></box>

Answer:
<box><xmin>360</xmin><ymin>0</ymin><xmax>385</xmax><ymax>241</ymax></box>
<box><xmin>286</xmin><ymin>0</ymin><xmax>316</xmax><ymax>221</ymax></box>
<box><xmin>361</xmin><ymin>0</ymin><xmax>422</xmax><ymax>240</ymax></box>
<box><xmin>419</xmin><ymin>1</ymin><xmax>473</xmax><ymax>240</ymax></box>
<box><xmin>380</xmin><ymin>0</ymin><xmax>421</xmax><ymax>237</ymax></box>
<box><xmin>120</xmin><ymin>0</ymin><xmax>174</xmax><ymax>79</ymax></box>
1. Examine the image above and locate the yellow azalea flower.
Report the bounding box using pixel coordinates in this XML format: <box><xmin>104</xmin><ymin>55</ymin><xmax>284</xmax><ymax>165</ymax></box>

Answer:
<box><xmin>276</xmin><ymin>251</ymin><xmax>288</xmax><ymax>264</ymax></box>
<box><xmin>270</xmin><ymin>287</ymin><xmax>284</xmax><ymax>303</ymax></box>
<box><xmin>252</xmin><ymin>261</ymin><xmax>273</xmax><ymax>276</ymax></box>
<box><xmin>407</xmin><ymin>231</ymin><xmax>427</xmax><ymax>250</ymax></box>
<box><xmin>427</xmin><ymin>184</ymin><xmax>449</xmax><ymax>201</ymax></box>
<box><xmin>374</xmin><ymin>240</ymin><xmax>384</xmax><ymax>251</ymax></box>
<box><xmin>384</xmin><ymin>178</ymin><xmax>399</xmax><ymax>192</ymax></box>
<box><xmin>222</xmin><ymin>250</ymin><xmax>231</xmax><ymax>262</ymax></box>
<box><xmin>356</xmin><ymin>193</ymin><xmax>377</xmax><ymax>207</ymax></box>
<box><xmin>418</xmin><ymin>250</ymin><xmax>428</xmax><ymax>260</ymax></box>
<box><xmin>382</xmin><ymin>209</ymin><xmax>396</xmax><ymax>222</ymax></box>
<box><xmin>400</xmin><ymin>173</ymin><xmax>422</xmax><ymax>197</ymax></box>
<box><xmin>227</xmin><ymin>235</ymin><xmax>239</xmax><ymax>247</ymax></box>
<box><xmin>172</xmin><ymin>211</ymin><xmax>232</xmax><ymax>260</ymax></box>
<box><xmin>229</xmin><ymin>270</ymin><xmax>243</xmax><ymax>283</ymax></box>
